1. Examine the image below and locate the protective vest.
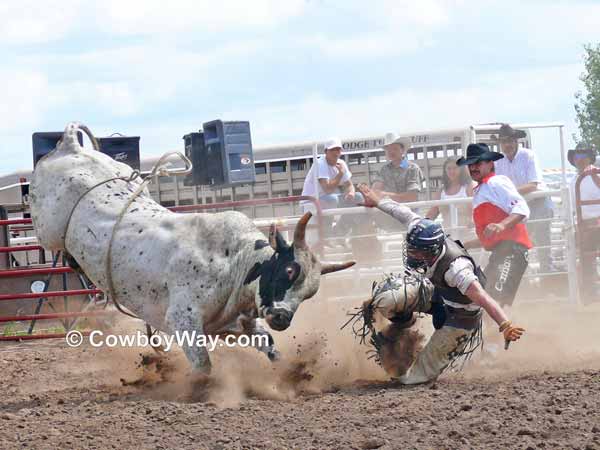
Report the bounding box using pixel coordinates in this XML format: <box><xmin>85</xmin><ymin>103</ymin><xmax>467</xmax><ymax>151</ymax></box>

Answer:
<box><xmin>429</xmin><ymin>239</ymin><xmax>485</xmax><ymax>305</ymax></box>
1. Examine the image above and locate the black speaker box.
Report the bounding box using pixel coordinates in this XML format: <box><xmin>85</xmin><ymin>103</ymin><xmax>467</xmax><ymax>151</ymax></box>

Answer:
<box><xmin>32</xmin><ymin>131</ymin><xmax>83</xmax><ymax>168</ymax></box>
<box><xmin>98</xmin><ymin>135</ymin><xmax>141</xmax><ymax>170</ymax></box>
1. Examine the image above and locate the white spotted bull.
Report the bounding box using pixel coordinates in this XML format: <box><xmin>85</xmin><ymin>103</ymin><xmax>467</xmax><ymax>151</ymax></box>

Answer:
<box><xmin>29</xmin><ymin>122</ymin><xmax>354</xmax><ymax>375</ymax></box>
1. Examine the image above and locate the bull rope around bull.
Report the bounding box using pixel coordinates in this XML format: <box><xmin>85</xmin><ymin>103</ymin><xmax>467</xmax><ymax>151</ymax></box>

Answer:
<box><xmin>60</xmin><ymin>122</ymin><xmax>192</xmax><ymax>325</ymax></box>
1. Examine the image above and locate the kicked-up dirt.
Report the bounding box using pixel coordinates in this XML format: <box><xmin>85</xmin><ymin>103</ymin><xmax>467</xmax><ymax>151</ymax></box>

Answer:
<box><xmin>0</xmin><ymin>297</ymin><xmax>599</xmax><ymax>450</ymax></box>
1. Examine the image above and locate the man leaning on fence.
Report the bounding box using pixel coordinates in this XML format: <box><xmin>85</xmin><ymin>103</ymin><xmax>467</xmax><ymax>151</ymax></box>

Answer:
<box><xmin>301</xmin><ymin>138</ymin><xmax>364</xmax><ymax>237</ymax></box>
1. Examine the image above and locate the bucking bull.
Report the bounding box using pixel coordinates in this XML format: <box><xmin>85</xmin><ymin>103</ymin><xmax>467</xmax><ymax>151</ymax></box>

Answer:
<box><xmin>30</xmin><ymin>122</ymin><xmax>355</xmax><ymax>376</ymax></box>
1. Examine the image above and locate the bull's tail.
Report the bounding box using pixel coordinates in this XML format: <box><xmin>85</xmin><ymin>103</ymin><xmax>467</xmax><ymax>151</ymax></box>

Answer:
<box><xmin>60</xmin><ymin>121</ymin><xmax>100</xmax><ymax>152</ymax></box>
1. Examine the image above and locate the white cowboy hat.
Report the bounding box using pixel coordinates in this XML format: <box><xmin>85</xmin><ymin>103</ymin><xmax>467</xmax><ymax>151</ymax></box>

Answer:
<box><xmin>382</xmin><ymin>132</ymin><xmax>410</xmax><ymax>149</ymax></box>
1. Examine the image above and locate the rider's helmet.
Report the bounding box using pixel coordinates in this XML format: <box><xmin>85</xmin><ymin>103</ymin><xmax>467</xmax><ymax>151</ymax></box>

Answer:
<box><xmin>404</xmin><ymin>219</ymin><xmax>446</xmax><ymax>270</ymax></box>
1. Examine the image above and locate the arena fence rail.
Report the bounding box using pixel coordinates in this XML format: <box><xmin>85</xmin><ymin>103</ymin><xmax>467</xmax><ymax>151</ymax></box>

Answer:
<box><xmin>1</xmin><ymin>183</ymin><xmax>595</xmax><ymax>343</ymax></box>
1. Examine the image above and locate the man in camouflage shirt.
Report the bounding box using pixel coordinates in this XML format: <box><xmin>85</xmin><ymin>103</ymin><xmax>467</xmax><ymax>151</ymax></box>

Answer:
<box><xmin>372</xmin><ymin>133</ymin><xmax>424</xmax><ymax>230</ymax></box>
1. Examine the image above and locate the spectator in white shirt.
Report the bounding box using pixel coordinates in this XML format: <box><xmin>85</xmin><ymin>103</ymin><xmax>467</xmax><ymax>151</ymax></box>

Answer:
<box><xmin>301</xmin><ymin>138</ymin><xmax>362</xmax><ymax>208</ymax></box>
<box><xmin>301</xmin><ymin>138</ymin><xmax>365</xmax><ymax>237</ymax></box>
<box><xmin>493</xmin><ymin>124</ymin><xmax>555</xmax><ymax>273</ymax></box>
<box><xmin>568</xmin><ymin>143</ymin><xmax>600</xmax><ymax>304</ymax></box>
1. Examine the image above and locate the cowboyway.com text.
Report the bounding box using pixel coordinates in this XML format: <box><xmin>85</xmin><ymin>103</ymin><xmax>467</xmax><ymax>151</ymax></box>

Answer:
<box><xmin>65</xmin><ymin>329</ymin><xmax>269</xmax><ymax>352</ymax></box>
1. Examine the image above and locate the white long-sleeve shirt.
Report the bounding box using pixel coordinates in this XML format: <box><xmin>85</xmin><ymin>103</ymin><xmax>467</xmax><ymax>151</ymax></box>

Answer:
<box><xmin>377</xmin><ymin>197</ymin><xmax>421</xmax><ymax>229</ymax></box>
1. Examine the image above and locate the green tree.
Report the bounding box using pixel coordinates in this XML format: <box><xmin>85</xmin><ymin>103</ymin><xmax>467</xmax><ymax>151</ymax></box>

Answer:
<box><xmin>574</xmin><ymin>44</ymin><xmax>600</xmax><ymax>152</ymax></box>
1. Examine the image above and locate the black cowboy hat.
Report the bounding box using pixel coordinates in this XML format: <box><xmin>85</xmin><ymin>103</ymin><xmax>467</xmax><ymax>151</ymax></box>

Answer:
<box><xmin>456</xmin><ymin>143</ymin><xmax>504</xmax><ymax>166</ymax></box>
<box><xmin>495</xmin><ymin>123</ymin><xmax>527</xmax><ymax>141</ymax></box>
<box><xmin>567</xmin><ymin>142</ymin><xmax>597</xmax><ymax>166</ymax></box>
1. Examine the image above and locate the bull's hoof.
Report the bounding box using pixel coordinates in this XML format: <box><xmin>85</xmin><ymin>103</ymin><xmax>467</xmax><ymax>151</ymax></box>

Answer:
<box><xmin>150</xmin><ymin>343</ymin><xmax>166</xmax><ymax>354</ymax></box>
<box><xmin>184</xmin><ymin>370</ymin><xmax>215</xmax><ymax>403</ymax></box>
<box><xmin>267</xmin><ymin>349</ymin><xmax>281</xmax><ymax>362</ymax></box>
<box><xmin>189</xmin><ymin>370</ymin><xmax>212</xmax><ymax>386</ymax></box>
<box><xmin>120</xmin><ymin>352</ymin><xmax>176</xmax><ymax>387</ymax></box>
<box><xmin>120</xmin><ymin>377</ymin><xmax>146</xmax><ymax>387</ymax></box>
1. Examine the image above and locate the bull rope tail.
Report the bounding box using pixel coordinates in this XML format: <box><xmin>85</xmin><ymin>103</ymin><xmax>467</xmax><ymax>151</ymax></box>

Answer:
<box><xmin>61</xmin><ymin>122</ymin><xmax>192</xmax><ymax>321</ymax></box>
<box><xmin>104</xmin><ymin>152</ymin><xmax>192</xmax><ymax>319</ymax></box>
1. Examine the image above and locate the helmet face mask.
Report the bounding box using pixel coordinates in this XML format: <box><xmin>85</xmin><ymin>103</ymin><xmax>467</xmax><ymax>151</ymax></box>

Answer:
<box><xmin>405</xmin><ymin>253</ymin><xmax>428</xmax><ymax>270</ymax></box>
<box><xmin>404</xmin><ymin>219</ymin><xmax>446</xmax><ymax>270</ymax></box>
<box><xmin>406</xmin><ymin>246</ymin><xmax>441</xmax><ymax>269</ymax></box>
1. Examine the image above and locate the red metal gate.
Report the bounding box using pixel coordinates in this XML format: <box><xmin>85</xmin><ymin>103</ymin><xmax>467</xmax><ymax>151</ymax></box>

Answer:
<box><xmin>0</xmin><ymin>195</ymin><xmax>323</xmax><ymax>342</ymax></box>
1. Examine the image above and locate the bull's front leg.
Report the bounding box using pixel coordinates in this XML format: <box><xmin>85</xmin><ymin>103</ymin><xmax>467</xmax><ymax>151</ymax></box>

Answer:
<box><xmin>215</xmin><ymin>315</ymin><xmax>279</xmax><ymax>362</ymax></box>
<box><xmin>245</xmin><ymin>318</ymin><xmax>280</xmax><ymax>362</ymax></box>
<box><xmin>165</xmin><ymin>295</ymin><xmax>211</xmax><ymax>375</ymax></box>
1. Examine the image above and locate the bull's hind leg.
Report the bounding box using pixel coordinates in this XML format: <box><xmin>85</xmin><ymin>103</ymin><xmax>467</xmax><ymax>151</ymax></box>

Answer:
<box><xmin>165</xmin><ymin>297</ymin><xmax>211</xmax><ymax>375</ymax></box>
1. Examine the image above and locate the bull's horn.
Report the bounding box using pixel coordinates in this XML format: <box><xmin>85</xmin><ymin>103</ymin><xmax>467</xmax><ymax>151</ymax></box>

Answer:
<box><xmin>269</xmin><ymin>223</ymin><xmax>278</xmax><ymax>249</ymax></box>
<box><xmin>293</xmin><ymin>212</ymin><xmax>312</xmax><ymax>249</ymax></box>
<box><xmin>63</xmin><ymin>122</ymin><xmax>100</xmax><ymax>151</ymax></box>
<box><xmin>77</xmin><ymin>123</ymin><xmax>100</xmax><ymax>151</ymax></box>
<box><xmin>320</xmin><ymin>261</ymin><xmax>356</xmax><ymax>275</ymax></box>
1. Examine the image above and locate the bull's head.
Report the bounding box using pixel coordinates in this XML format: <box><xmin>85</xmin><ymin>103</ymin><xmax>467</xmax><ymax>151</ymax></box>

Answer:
<box><xmin>245</xmin><ymin>212</ymin><xmax>354</xmax><ymax>331</ymax></box>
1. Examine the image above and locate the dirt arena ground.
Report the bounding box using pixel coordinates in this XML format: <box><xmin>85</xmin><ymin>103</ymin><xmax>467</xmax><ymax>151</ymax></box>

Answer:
<box><xmin>1</xmin><ymin>296</ymin><xmax>599</xmax><ymax>450</ymax></box>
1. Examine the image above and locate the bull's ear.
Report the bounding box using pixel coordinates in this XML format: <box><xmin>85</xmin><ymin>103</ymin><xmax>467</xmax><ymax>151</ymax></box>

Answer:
<box><xmin>244</xmin><ymin>262</ymin><xmax>263</xmax><ymax>285</ymax></box>
<box><xmin>269</xmin><ymin>223</ymin><xmax>290</xmax><ymax>253</ymax></box>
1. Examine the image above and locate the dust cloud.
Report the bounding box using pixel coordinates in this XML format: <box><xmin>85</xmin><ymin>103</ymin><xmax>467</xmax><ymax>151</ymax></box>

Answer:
<box><xmin>89</xmin><ymin>270</ymin><xmax>600</xmax><ymax>408</ymax></box>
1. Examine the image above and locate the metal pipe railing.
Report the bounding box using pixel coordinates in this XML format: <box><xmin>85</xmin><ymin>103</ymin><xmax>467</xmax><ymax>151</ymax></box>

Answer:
<box><xmin>0</xmin><ymin>310</ymin><xmax>110</xmax><ymax>323</ymax></box>
<box><xmin>0</xmin><ymin>289</ymin><xmax>103</xmax><ymax>302</ymax></box>
<box><xmin>0</xmin><ymin>266</ymin><xmax>72</xmax><ymax>278</ymax></box>
<box><xmin>169</xmin><ymin>194</ymin><xmax>322</xmax><ymax>214</ymax></box>
<box><xmin>0</xmin><ymin>331</ymin><xmax>92</xmax><ymax>342</ymax></box>
<box><xmin>0</xmin><ymin>245</ymin><xmax>43</xmax><ymax>253</ymax></box>
<box><xmin>169</xmin><ymin>194</ymin><xmax>325</xmax><ymax>249</ymax></box>
<box><xmin>0</xmin><ymin>218</ymin><xmax>32</xmax><ymax>226</ymax></box>
<box><xmin>316</xmin><ymin>188</ymin><xmax>578</xmax><ymax>298</ymax></box>
<box><xmin>319</xmin><ymin>189</ymin><xmax>562</xmax><ymax>217</ymax></box>
<box><xmin>0</xmin><ymin>179</ymin><xmax>588</xmax><ymax>312</ymax></box>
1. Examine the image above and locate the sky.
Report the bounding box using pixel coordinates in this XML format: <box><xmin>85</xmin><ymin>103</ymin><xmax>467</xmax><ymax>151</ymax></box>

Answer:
<box><xmin>1</xmin><ymin>0</ymin><xmax>599</xmax><ymax>176</ymax></box>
